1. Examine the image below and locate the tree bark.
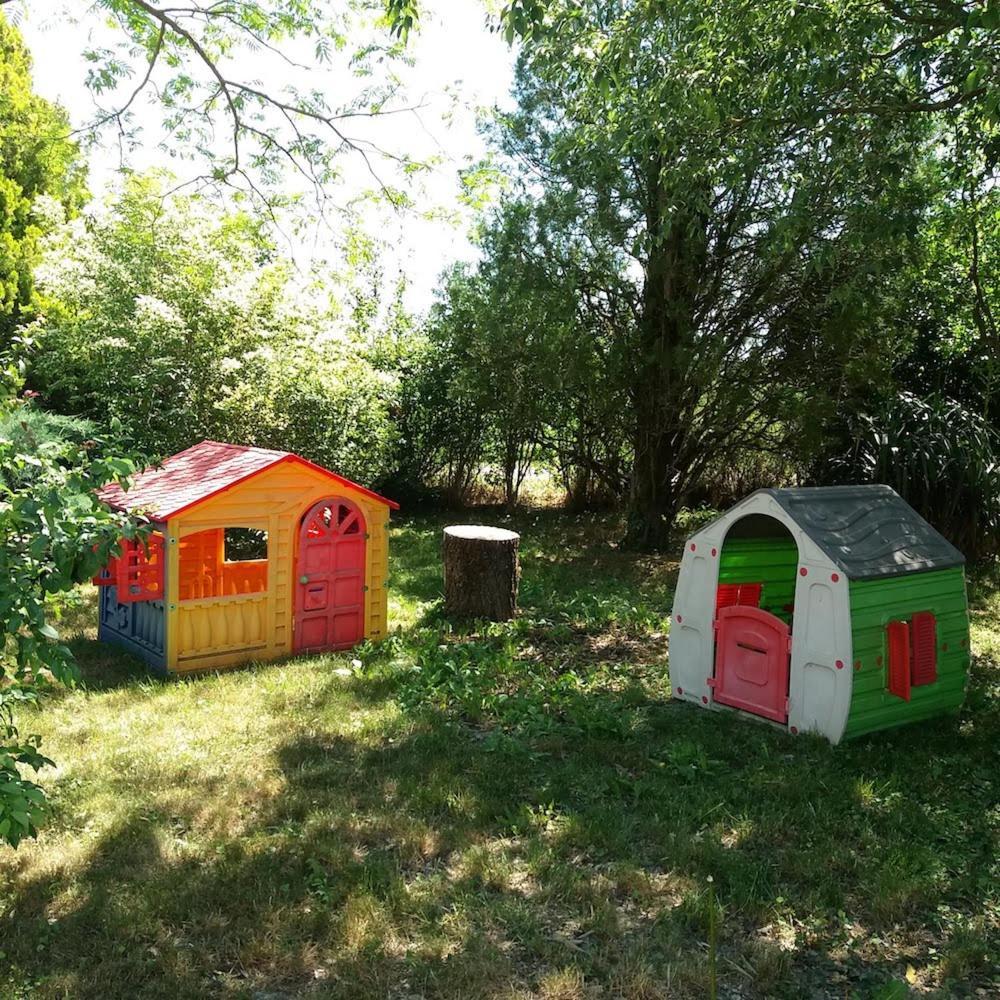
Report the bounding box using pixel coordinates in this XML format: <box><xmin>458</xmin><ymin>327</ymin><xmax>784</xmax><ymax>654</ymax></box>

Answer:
<box><xmin>443</xmin><ymin>525</ymin><xmax>521</xmax><ymax>621</ymax></box>
<box><xmin>623</xmin><ymin>427</ymin><xmax>680</xmax><ymax>551</ymax></box>
<box><xmin>621</xmin><ymin>156</ymin><xmax>706</xmax><ymax>552</ymax></box>
<box><xmin>621</xmin><ymin>229</ymin><xmax>685</xmax><ymax>550</ymax></box>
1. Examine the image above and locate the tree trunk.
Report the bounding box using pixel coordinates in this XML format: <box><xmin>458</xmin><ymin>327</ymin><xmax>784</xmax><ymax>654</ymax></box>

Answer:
<box><xmin>443</xmin><ymin>525</ymin><xmax>520</xmax><ymax>621</ymax></box>
<box><xmin>621</xmin><ymin>157</ymin><xmax>706</xmax><ymax>552</ymax></box>
<box><xmin>621</xmin><ymin>237</ymin><xmax>685</xmax><ymax>551</ymax></box>
<box><xmin>623</xmin><ymin>426</ymin><xmax>680</xmax><ymax>550</ymax></box>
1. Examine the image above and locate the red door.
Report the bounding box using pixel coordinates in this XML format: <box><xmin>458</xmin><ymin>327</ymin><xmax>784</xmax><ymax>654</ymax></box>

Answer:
<box><xmin>711</xmin><ymin>606</ymin><xmax>791</xmax><ymax>723</ymax></box>
<box><xmin>294</xmin><ymin>498</ymin><xmax>366</xmax><ymax>654</ymax></box>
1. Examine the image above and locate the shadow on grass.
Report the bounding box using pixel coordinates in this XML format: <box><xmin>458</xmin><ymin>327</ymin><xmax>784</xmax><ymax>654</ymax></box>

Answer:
<box><xmin>4</xmin><ymin>659</ymin><xmax>998</xmax><ymax>998</ymax></box>
<box><xmin>46</xmin><ymin>586</ymin><xmax>162</xmax><ymax>694</ymax></box>
<box><xmin>66</xmin><ymin>635</ymin><xmax>162</xmax><ymax>692</ymax></box>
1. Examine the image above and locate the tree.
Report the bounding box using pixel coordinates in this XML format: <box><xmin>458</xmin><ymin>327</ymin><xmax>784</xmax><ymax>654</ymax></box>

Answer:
<box><xmin>405</xmin><ymin>276</ymin><xmax>491</xmax><ymax>505</ymax></box>
<box><xmin>829</xmin><ymin>2</ymin><xmax>1000</xmax><ymax>127</ymax></box>
<box><xmin>424</xmin><ymin>195</ymin><xmax>632</xmax><ymax>509</ymax></box>
<box><xmin>0</xmin><ymin>12</ymin><xmax>85</xmax><ymax>341</ymax></box>
<box><xmin>425</xmin><ymin>205</ymin><xmax>573</xmax><ymax>509</ymax></box>
<box><xmin>483</xmin><ymin>1</ymin><xmax>934</xmax><ymax>548</ymax></box>
<box><xmin>28</xmin><ymin>175</ymin><xmax>297</xmax><ymax>456</ymax></box>
<box><xmin>0</xmin><ymin>386</ymin><xmax>140</xmax><ymax>847</ymax></box>
<box><xmin>497</xmin><ymin>1</ymin><xmax>1000</xmax><ymax>127</ymax></box>
<box><xmin>474</xmin><ymin>200</ymin><xmax>628</xmax><ymax>509</ymax></box>
<box><xmin>0</xmin><ymin>12</ymin><xmax>141</xmax><ymax>850</ymax></box>
<box><xmin>893</xmin><ymin>116</ymin><xmax>1000</xmax><ymax>415</ymax></box>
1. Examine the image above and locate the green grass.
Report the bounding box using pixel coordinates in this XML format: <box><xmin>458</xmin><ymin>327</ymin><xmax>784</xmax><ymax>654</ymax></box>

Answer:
<box><xmin>1</xmin><ymin>510</ymin><xmax>998</xmax><ymax>999</ymax></box>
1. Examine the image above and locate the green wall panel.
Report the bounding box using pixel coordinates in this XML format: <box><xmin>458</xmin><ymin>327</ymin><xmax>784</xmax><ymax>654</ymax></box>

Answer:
<box><xmin>845</xmin><ymin>567</ymin><xmax>970</xmax><ymax>739</ymax></box>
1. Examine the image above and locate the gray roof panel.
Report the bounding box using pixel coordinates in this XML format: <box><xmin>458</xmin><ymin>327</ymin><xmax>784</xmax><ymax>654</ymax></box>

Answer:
<box><xmin>756</xmin><ymin>485</ymin><xmax>965</xmax><ymax>581</ymax></box>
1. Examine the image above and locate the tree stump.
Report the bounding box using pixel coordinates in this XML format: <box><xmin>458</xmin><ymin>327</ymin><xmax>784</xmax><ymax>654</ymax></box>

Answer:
<box><xmin>443</xmin><ymin>525</ymin><xmax>521</xmax><ymax>621</ymax></box>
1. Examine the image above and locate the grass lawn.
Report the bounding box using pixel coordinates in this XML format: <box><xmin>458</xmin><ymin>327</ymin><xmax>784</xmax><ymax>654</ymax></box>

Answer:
<box><xmin>1</xmin><ymin>510</ymin><xmax>998</xmax><ymax>999</ymax></box>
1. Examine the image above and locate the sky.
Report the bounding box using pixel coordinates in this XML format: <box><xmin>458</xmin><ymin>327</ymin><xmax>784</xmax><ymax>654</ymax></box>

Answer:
<box><xmin>18</xmin><ymin>1</ymin><xmax>517</xmax><ymax>313</ymax></box>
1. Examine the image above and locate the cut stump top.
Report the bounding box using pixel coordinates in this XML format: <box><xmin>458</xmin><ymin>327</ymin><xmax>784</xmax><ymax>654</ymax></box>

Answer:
<box><xmin>444</xmin><ymin>525</ymin><xmax>520</xmax><ymax>542</ymax></box>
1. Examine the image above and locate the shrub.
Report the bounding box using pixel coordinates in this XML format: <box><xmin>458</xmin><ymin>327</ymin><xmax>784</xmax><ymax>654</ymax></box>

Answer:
<box><xmin>852</xmin><ymin>391</ymin><xmax>1000</xmax><ymax>562</ymax></box>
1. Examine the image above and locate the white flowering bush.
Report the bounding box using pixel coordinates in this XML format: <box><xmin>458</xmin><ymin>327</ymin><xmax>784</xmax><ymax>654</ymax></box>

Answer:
<box><xmin>27</xmin><ymin>176</ymin><xmax>403</xmax><ymax>488</ymax></box>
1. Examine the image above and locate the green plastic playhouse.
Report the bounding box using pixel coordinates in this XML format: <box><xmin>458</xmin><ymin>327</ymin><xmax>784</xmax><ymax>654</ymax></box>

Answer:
<box><xmin>669</xmin><ymin>486</ymin><xmax>970</xmax><ymax>743</ymax></box>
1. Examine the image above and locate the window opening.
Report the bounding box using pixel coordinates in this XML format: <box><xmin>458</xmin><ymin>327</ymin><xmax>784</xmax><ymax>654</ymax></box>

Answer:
<box><xmin>179</xmin><ymin>527</ymin><xmax>268</xmax><ymax>601</ymax></box>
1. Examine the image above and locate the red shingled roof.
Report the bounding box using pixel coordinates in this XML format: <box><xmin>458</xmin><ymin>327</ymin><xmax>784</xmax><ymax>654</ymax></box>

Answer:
<box><xmin>97</xmin><ymin>440</ymin><xmax>399</xmax><ymax>520</ymax></box>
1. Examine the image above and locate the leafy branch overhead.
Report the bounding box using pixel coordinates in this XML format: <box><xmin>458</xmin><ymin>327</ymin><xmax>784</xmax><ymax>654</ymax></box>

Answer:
<box><xmin>0</xmin><ymin>409</ymin><xmax>144</xmax><ymax>846</ymax></box>
<box><xmin>5</xmin><ymin>0</ymin><xmax>435</xmax><ymax>209</ymax></box>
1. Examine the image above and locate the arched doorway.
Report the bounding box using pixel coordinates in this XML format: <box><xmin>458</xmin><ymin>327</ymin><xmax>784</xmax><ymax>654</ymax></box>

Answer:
<box><xmin>711</xmin><ymin>514</ymin><xmax>798</xmax><ymax>723</ymax></box>
<box><xmin>294</xmin><ymin>498</ymin><xmax>367</xmax><ymax>654</ymax></box>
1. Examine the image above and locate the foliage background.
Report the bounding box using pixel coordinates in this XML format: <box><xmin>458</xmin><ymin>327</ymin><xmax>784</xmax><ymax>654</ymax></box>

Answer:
<box><xmin>13</xmin><ymin>0</ymin><xmax>1000</xmax><ymax>558</ymax></box>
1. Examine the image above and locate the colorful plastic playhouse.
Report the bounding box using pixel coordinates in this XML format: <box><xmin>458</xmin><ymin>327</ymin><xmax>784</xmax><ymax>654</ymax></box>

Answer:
<box><xmin>94</xmin><ymin>440</ymin><xmax>398</xmax><ymax>674</ymax></box>
<box><xmin>669</xmin><ymin>486</ymin><xmax>970</xmax><ymax>743</ymax></box>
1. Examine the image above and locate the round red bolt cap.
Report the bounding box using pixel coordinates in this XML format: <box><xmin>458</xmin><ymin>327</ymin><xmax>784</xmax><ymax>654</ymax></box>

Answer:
<box><xmin>676</xmin><ymin>686</ymin><xmax>683</xmax><ymax>695</ymax></box>
<box><xmin>799</xmin><ymin>567</ymin><xmax>808</xmax><ymax>576</ymax></box>
<box><xmin>701</xmin><ymin>696</ymin><xmax>708</xmax><ymax>704</ymax></box>
<box><xmin>711</xmin><ymin>547</ymin><xmax>717</xmax><ymax>556</ymax></box>
<box><xmin>690</xmin><ymin>542</ymin><xmax>697</xmax><ymax>552</ymax></box>
<box><xmin>790</xmin><ymin>726</ymin><xmax>798</xmax><ymax>735</ymax></box>
<box><xmin>676</xmin><ymin>614</ymin><xmax>683</xmax><ymax>623</ymax></box>
<box><xmin>835</xmin><ymin>659</ymin><xmax>844</xmax><ymax>670</ymax></box>
<box><xmin>831</xmin><ymin>572</ymin><xmax>840</xmax><ymax>583</ymax></box>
